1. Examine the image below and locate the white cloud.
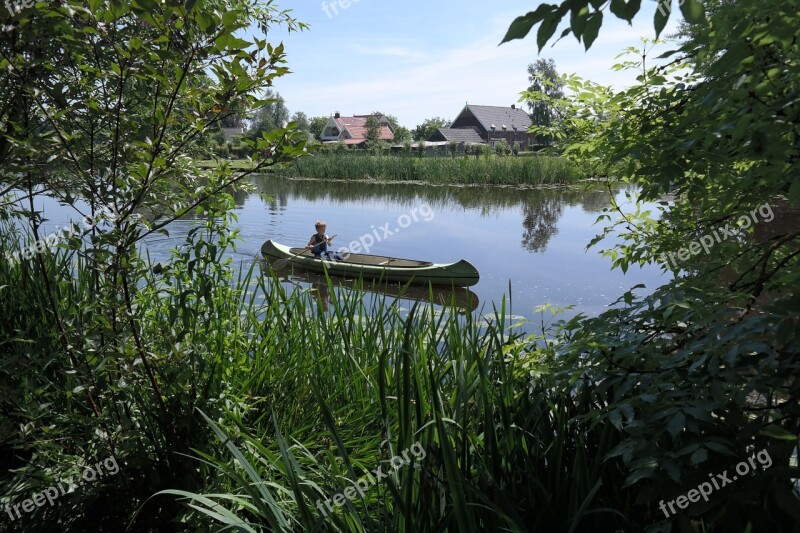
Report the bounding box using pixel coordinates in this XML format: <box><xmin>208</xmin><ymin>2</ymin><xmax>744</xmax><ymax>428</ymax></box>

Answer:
<box><xmin>276</xmin><ymin>7</ymin><xmax>683</xmax><ymax>127</ymax></box>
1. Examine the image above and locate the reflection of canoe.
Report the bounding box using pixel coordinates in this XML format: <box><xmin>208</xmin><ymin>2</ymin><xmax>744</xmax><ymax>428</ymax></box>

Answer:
<box><xmin>261</xmin><ymin>240</ymin><xmax>480</xmax><ymax>287</ymax></box>
<box><xmin>274</xmin><ymin>264</ymin><xmax>480</xmax><ymax>313</ymax></box>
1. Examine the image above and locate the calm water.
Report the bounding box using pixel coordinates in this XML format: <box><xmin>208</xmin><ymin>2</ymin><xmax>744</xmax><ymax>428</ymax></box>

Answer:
<box><xmin>13</xmin><ymin>176</ymin><xmax>668</xmax><ymax>323</ymax></box>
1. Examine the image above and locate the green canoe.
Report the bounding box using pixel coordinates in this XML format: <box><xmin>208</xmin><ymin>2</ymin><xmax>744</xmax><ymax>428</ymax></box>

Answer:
<box><xmin>273</xmin><ymin>262</ymin><xmax>481</xmax><ymax>312</ymax></box>
<box><xmin>261</xmin><ymin>240</ymin><xmax>480</xmax><ymax>287</ymax></box>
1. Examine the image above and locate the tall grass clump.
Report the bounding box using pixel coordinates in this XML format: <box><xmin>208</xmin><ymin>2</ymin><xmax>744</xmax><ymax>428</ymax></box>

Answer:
<box><xmin>283</xmin><ymin>153</ymin><xmax>590</xmax><ymax>185</ymax></box>
<box><xmin>143</xmin><ymin>277</ymin><xmax>641</xmax><ymax>532</ymax></box>
<box><xmin>2</xmin><ymin>208</ymin><xmax>796</xmax><ymax>531</ymax></box>
<box><xmin>0</xmin><ymin>212</ymin><xmax>635</xmax><ymax>532</ymax></box>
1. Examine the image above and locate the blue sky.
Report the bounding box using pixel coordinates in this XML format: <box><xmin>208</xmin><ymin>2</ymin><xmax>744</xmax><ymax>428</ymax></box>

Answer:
<box><xmin>268</xmin><ymin>1</ymin><xmax>681</xmax><ymax>128</ymax></box>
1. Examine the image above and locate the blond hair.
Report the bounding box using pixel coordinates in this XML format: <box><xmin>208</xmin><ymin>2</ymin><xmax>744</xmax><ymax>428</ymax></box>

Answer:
<box><xmin>315</xmin><ymin>220</ymin><xmax>327</xmax><ymax>228</ymax></box>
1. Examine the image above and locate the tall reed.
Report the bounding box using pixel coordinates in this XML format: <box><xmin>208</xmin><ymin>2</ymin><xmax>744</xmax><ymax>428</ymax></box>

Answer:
<box><xmin>146</xmin><ymin>268</ymin><xmax>640</xmax><ymax>532</ymax></box>
<box><xmin>282</xmin><ymin>153</ymin><xmax>589</xmax><ymax>185</ymax></box>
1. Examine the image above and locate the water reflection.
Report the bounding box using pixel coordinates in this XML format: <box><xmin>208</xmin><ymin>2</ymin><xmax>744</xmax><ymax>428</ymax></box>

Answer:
<box><xmin>16</xmin><ymin>175</ymin><xmax>662</xmax><ymax>321</ymax></box>
<box><xmin>268</xmin><ymin>261</ymin><xmax>480</xmax><ymax>314</ymax></box>
<box><xmin>250</xmin><ymin>175</ymin><xmax>622</xmax><ymax>256</ymax></box>
<box><xmin>521</xmin><ymin>195</ymin><xmax>562</xmax><ymax>253</ymax></box>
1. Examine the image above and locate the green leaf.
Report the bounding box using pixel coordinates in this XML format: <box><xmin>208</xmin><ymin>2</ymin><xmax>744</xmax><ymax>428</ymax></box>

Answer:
<box><xmin>622</xmin><ymin>465</ymin><xmax>656</xmax><ymax>487</ymax></box>
<box><xmin>667</xmin><ymin>411</ymin><xmax>685</xmax><ymax>437</ymax></box>
<box><xmin>500</xmin><ymin>5</ymin><xmax>553</xmax><ymax>44</ymax></box>
<box><xmin>654</xmin><ymin>0</ymin><xmax>671</xmax><ymax>37</ymax></box>
<box><xmin>501</xmin><ymin>12</ymin><xmax>538</xmax><ymax>43</ymax></box>
<box><xmin>583</xmin><ymin>12</ymin><xmax>603</xmax><ymax>50</ymax></box>
<box><xmin>537</xmin><ymin>13</ymin><xmax>560</xmax><ymax>51</ymax></box>
<box><xmin>690</xmin><ymin>447</ymin><xmax>708</xmax><ymax>465</ymax></box>
<box><xmin>570</xmin><ymin>6</ymin><xmax>590</xmax><ymax>38</ymax></box>
<box><xmin>759</xmin><ymin>425</ymin><xmax>798</xmax><ymax>441</ymax></box>
<box><xmin>610</xmin><ymin>0</ymin><xmax>641</xmax><ymax>22</ymax></box>
<box><xmin>679</xmin><ymin>0</ymin><xmax>705</xmax><ymax>24</ymax></box>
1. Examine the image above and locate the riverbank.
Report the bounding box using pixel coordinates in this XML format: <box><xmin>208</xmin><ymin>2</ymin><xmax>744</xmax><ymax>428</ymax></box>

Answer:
<box><xmin>199</xmin><ymin>153</ymin><xmax>591</xmax><ymax>185</ymax></box>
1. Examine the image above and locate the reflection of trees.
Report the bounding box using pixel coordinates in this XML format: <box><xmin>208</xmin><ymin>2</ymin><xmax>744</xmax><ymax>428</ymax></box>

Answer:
<box><xmin>231</xmin><ymin>188</ymin><xmax>249</xmax><ymax>207</ymax></box>
<box><xmin>250</xmin><ymin>175</ymin><xmax>612</xmax><ymax>215</ymax></box>
<box><xmin>580</xmin><ymin>189</ymin><xmax>615</xmax><ymax>213</ymax></box>
<box><xmin>249</xmin><ymin>175</ymin><xmax>616</xmax><ymax>253</ymax></box>
<box><xmin>521</xmin><ymin>192</ymin><xmax>563</xmax><ymax>253</ymax></box>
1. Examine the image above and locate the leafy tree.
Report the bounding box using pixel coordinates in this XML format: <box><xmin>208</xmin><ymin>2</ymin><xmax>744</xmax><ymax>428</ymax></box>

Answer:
<box><xmin>412</xmin><ymin>117</ymin><xmax>449</xmax><ymax>141</ymax></box>
<box><xmin>393</xmin><ymin>125</ymin><xmax>412</xmax><ymax>143</ymax></box>
<box><xmin>369</xmin><ymin>111</ymin><xmax>397</xmax><ymax>129</ymax></box>
<box><xmin>0</xmin><ymin>0</ymin><xmax>308</xmax><ymax>529</ymax></box>
<box><xmin>248</xmin><ymin>90</ymin><xmax>290</xmax><ymax>139</ymax></box>
<box><xmin>507</xmin><ymin>0</ymin><xmax>800</xmax><ymax>528</ymax></box>
<box><xmin>291</xmin><ymin>111</ymin><xmax>310</xmax><ymax>132</ymax></box>
<box><xmin>308</xmin><ymin>115</ymin><xmax>329</xmax><ymax>140</ymax></box>
<box><xmin>525</xmin><ymin>58</ymin><xmax>564</xmax><ymax>131</ymax></box>
<box><xmin>368</xmin><ymin>111</ymin><xmax>410</xmax><ymax>142</ymax></box>
<box><xmin>494</xmin><ymin>139</ymin><xmax>511</xmax><ymax>156</ymax></box>
<box><xmin>364</xmin><ymin>115</ymin><xmax>382</xmax><ymax>146</ymax></box>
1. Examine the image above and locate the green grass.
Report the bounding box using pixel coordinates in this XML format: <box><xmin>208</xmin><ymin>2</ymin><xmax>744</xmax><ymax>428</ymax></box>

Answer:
<box><xmin>5</xmin><ymin>210</ymin><xmax>794</xmax><ymax>532</ymax></box>
<box><xmin>197</xmin><ymin>152</ymin><xmax>591</xmax><ymax>185</ymax></box>
<box><xmin>281</xmin><ymin>153</ymin><xmax>589</xmax><ymax>185</ymax></box>
<box><xmin>0</xmin><ymin>219</ymin><xmax>637</xmax><ymax>532</ymax></box>
<box><xmin>141</xmin><ymin>272</ymin><xmax>637</xmax><ymax>532</ymax></box>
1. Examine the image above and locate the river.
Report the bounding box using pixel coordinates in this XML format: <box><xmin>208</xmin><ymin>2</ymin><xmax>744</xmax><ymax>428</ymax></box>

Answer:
<box><xmin>12</xmin><ymin>176</ymin><xmax>667</xmax><ymax>324</ymax></box>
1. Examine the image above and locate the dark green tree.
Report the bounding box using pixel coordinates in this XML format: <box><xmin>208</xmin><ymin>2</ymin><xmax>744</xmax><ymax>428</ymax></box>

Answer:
<box><xmin>364</xmin><ymin>115</ymin><xmax>382</xmax><ymax>146</ymax></box>
<box><xmin>0</xmin><ymin>0</ymin><xmax>308</xmax><ymax>529</ymax></box>
<box><xmin>248</xmin><ymin>90</ymin><xmax>290</xmax><ymax>139</ymax></box>
<box><xmin>507</xmin><ymin>0</ymin><xmax>800</xmax><ymax>529</ymax></box>
<box><xmin>412</xmin><ymin>117</ymin><xmax>449</xmax><ymax>141</ymax></box>
<box><xmin>291</xmin><ymin>111</ymin><xmax>310</xmax><ymax>132</ymax></box>
<box><xmin>525</xmin><ymin>58</ymin><xmax>564</xmax><ymax>129</ymax></box>
<box><xmin>308</xmin><ymin>115</ymin><xmax>330</xmax><ymax>140</ymax></box>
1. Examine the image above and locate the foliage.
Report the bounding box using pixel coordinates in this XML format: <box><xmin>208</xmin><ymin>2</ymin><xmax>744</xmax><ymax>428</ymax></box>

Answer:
<box><xmin>248</xmin><ymin>90</ymin><xmax>291</xmax><ymax>140</ymax></box>
<box><xmin>290</xmin><ymin>111</ymin><xmax>310</xmax><ymax>132</ymax></box>
<box><xmin>285</xmin><ymin>152</ymin><xmax>587</xmax><ymax>184</ymax></box>
<box><xmin>412</xmin><ymin>117</ymin><xmax>449</xmax><ymax>141</ymax></box>
<box><xmin>494</xmin><ymin>139</ymin><xmax>511</xmax><ymax>156</ymax></box>
<box><xmin>393</xmin><ymin>125</ymin><xmax>412</xmax><ymax>143</ymax></box>
<box><xmin>139</xmin><ymin>283</ymin><xmax>640</xmax><ymax>532</ymax></box>
<box><xmin>526</xmin><ymin>57</ymin><xmax>564</xmax><ymax>133</ymax></box>
<box><xmin>364</xmin><ymin>115</ymin><xmax>382</xmax><ymax>146</ymax></box>
<box><xmin>308</xmin><ymin>115</ymin><xmax>330</xmax><ymax>140</ymax></box>
<box><xmin>506</xmin><ymin>0</ymin><xmax>800</xmax><ymax>529</ymax></box>
<box><xmin>502</xmin><ymin>0</ymin><xmax>707</xmax><ymax>50</ymax></box>
<box><xmin>0</xmin><ymin>0</ymin><xmax>308</xmax><ymax>529</ymax></box>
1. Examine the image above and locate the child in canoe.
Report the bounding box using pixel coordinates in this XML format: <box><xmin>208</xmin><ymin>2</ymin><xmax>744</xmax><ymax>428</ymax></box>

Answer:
<box><xmin>306</xmin><ymin>220</ymin><xmax>342</xmax><ymax>260</ymax></box>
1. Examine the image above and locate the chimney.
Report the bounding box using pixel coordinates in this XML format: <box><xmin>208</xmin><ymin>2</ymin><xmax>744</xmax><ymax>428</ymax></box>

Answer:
<box><xmin>334</xmin><ymin>112</ymin><xmax>340</xmax><ymax>119</ymax></box>
<box><xmin>511</xmin><ymin>104</ymin><xmax>516</xmax><ymax>110</ymax></box>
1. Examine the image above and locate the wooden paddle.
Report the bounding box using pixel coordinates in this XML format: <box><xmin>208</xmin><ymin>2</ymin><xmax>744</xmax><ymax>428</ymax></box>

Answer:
<box><xmin>273</xmin><ymin>234</ymin><xmax>337</xmax><ymax>270</ymax></box>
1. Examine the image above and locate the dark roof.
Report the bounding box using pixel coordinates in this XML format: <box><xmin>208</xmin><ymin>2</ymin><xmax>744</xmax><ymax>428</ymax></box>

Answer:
<box><xmin>430</xmin><ymin>128</ymin><xmax>485</xmax><ymax>143</ymax></box>
<box><xmin>462</xmin><ymin>105</ymin><xmax>532</xmax><ymax>132</ymax></box>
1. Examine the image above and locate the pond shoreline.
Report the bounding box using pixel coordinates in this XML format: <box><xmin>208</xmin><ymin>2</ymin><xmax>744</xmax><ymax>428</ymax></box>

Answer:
<box><xmin>198</xmin><ymin>154</ymin><xmax>597</xmax><ymax>187</ymax></box>
<box><xmin>199</xmin><ymin>158</ymin><xmax>609</xmax><ymax>189</ymax></box>
<box><xmin>265</xmin><ymin>174</ymin><xmax>613</xmax><ymax>190</ymax></box>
